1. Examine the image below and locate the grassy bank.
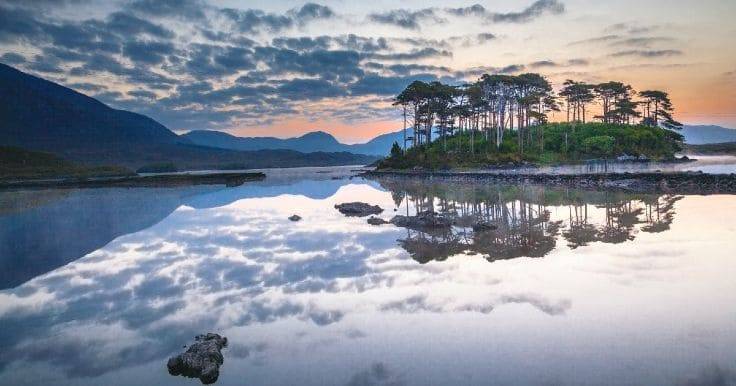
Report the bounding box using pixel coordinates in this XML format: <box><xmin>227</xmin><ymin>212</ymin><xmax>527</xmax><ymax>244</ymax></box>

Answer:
<box><xmin>1</xmin><ymin>146</ymin><xmax>133</xmax><ymax>180</ymax></box>
<box><xmin>377</xmin><ymin>123</ymin><xmax>684</xmax><ymax>170</ymax></box>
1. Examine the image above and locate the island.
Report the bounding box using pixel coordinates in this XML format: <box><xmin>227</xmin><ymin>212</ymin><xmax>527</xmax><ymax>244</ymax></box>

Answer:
<box><xmin>368</xmin><ymin>74</ymin><xmax>736</xmax><ymax>194</ymax></box>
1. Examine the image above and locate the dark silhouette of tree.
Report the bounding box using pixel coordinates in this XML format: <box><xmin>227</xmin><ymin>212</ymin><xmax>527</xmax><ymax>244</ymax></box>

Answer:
<box><xmin>639</xmin><ymin>90</ymin><xmax>682</xmax><ymax>129</ymax></box>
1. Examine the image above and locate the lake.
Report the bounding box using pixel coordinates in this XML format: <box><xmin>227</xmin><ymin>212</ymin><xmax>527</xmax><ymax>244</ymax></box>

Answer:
<box><xmin>1</xmin><ymin>166</ymin><xmax>735</xmax><ymax>386</ymax></box>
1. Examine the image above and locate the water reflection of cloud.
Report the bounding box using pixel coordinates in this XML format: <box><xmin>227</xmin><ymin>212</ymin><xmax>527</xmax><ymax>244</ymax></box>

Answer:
<box><xmin>346</xmin><ymin>362</ymin><xmax>405</xmax><ymax>386</ymax></box>
<box><xmin>2</xmin><ymin>178</ymin><xmax>721</xmax><ymax>384</ymax></box>
<box><xmin>379</xmin><ymin>293</ymin><xmax>572</xmax><ymax>316</ymax></box>
<box><xmin>677</xmin><ymin>364</ymin><xmax>736</xmax><ymax>386</ymax></box>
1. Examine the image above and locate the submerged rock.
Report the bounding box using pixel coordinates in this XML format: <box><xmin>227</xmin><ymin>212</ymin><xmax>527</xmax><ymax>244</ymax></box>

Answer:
<box><xmin>167</xmin><ymin>333</ymin><xmax>228</xmax><ymax>384</ymax></box>
<box><xmin>334</xmin><ymin>202</ymin><xmax>383</xmax><ymax>217</ymax></box>
<box><xmin>288</xmin><ymin>215</ymin><xmax>302</xmax><ymax>221</ymax></box>
<box><xmin>367</xmin><ymin>216</ymin><xmax>388</xmax><ymax>225</ymax></box>
<box><xmin>390</xmin><ymin>210</ymin><xmax>453</xmax><ymax>231</ymax></box>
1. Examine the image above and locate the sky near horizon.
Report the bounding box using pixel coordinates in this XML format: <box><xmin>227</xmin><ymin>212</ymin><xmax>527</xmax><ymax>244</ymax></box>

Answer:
<box><xmin>0</xmin><ymin>0</ymin><xmax>734</xmax><ymax>143</ymax></box>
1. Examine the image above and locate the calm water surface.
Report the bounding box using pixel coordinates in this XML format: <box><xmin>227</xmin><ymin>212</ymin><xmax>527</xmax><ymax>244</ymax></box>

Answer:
<box><xmin>1</xmin><ymin>166</ymin><xmax>735</xmax><ymax>386</ymax></box>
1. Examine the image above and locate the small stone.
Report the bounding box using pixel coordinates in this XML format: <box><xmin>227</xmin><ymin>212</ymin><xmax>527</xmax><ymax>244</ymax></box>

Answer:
<box><xmin>288</xmin><ymin>215</ymin><xmax>302</xmax><ymax>221</ymax></box>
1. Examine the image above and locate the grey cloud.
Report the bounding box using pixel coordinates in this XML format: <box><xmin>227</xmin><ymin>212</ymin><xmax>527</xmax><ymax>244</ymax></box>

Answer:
<box><xmin>446</xmin><ymin>4</ymin><xmax>487</xmax><ymax>17</ymax></box>
<box><xmin>253</xmin><ymin>47</ymin><xmax>363</xmax><ymax>82</ymax></box>
<box><xmin>368</xmin><ymin>8</ymin><xmax>443</xmax><ymax>30</ymax></box>
<box><xmin>568</xmin><ymin>34</ymin><xmax>620</xmax><ymax>46</ymax></box>
<box><xmin>26</xmin><ymin>54</ymin><xmax>64</xmax><ymax>73</ymax></box>
<box><xmin>530</xmin><ymin>60</ymin><xmax>557</xmax><ymax>68</ymax></box>
<box><xmin>103</xmin><ymin>11</ymin><xmax>175</xmax><ymax>39</ymax></box>
<box><xmin>222</xmin><ymin>3</ymin><xmax>334</xmax><ymax>34</ymax></box>
<box><xmin>271</xmin><ymin>34</ymin><xmax>388</xmax><ymax>53</ymax></box>
<box><xmin>0</xmin><ymin>52</ymin><xmax>25</xmax><ymax>64</ymax></box>
<box><xmin>365</xmin><ymin>47</ymin><xmax>452</xmax><ymax>61</ymax></box>
<box><xmin>498</xmin><ymin>64</ymin><xmax>525</xmax><ymax>73</ymax></box>
<box><xmin>68</xmin><ymin>82</ymin><xmax>107</xmax><ymax>92</ymax></box>
<box><xmin>128</xmin><ymin>0</ymin><xmax>207</xmax><ymax>20</ymax></box>
<box><xmin>289</xmin><ymin>3</ymin><xmax>335</xmax><ymax>23</ymax></box>
<box><xmin>492</xmin><ymin>0</ymin><xmax>565</xmax><ymax>23</ymax></box>
<box><xmin>273</xmin><ymin>36</ymin><xmax>332</xmax><ymax>51</ymax></box>
<box><xmin>609</xmin><ymin>36</ymin><xmax>676</xmax><ymax>47</ymax></box>
<box><xmin>277</xmin><ymin>78</ymin><xmax>346</xmax><ymax>100</ymax></box>
<box><xmin>0</xmin><ymin>6</ymin><xmax>45</xmax><ymax>43</ymax></box>
<box><xmin>128</xmin><ymin>89</ymin><xmax>157</xmax><ymax>99</ymax></box>
<box><xmin>606</xmin><ymin>22</ymin><xmax>660</xmax><ymax>35</ymax></box>
<box><xmin>448</xmin><ymin>32</ymin><xmax>497</xmax><ymax>47</ymax></box>
<box><xmin>567</xmin><ymin>58</ymin><xmax>589</xmax><ymax>66</ymax></box>
<box><xmin>446</xmin><ymin>1</ymin><xmax>564</xmax><ymax>23</ymax></box>
<box><xmin>382</xmin><ymin>63</ymin><xmax>452</xmax><ymax>76</ymax></box>
<box><xmin>182</xmin><ymin>43</ymin><xmax>256</xmax><ymax>79</ymax></box>
<box><xmin>529</xmin><ymin>59</ymin><xmax>589</xmax><ymax>68</ymax></box>
<box><xmin>123</xmin><ymin>40</ymin><xmax>175</xmax><ymax>65</ymax></box>
<box><xmin>609</xmin><ymin>49</ymin><xmax>682</xmax><ymax>58</ymax></box>
<box><xmin>349</xmin><ymin>73</ymin><xmax>438</xmax><ymax>97</ymax></box>
<box><xmin>221</xmin><ymin>8</ymin><xmax>293</xmax><ymax>34</ymax></box>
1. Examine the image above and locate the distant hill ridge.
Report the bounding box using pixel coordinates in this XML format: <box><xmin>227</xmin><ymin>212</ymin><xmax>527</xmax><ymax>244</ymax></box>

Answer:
<box><xmin>182</xmin><ymin>129</ymin><xmax>405</xmax><ymax>156</ymax></box>
<box><xmin>0</xmin><ymin>62</ymin><xmax>377</xmax><ymax>169</ymax></box>
<box><xmin>678</xmin><ymin>125</ymin><xmax>736</xmax><ymax>145</ymax></box>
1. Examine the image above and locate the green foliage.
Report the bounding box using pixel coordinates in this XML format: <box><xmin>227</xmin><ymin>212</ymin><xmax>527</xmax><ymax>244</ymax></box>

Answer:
<box><xmin>377</xmin><ymin>122</ymin><xmax>684</xmax><ymax>170</ymax></box>
<box><xmin>581</xmin><ymin>136</ymin><xmax>615</xmax><ymax>158</ymax></box>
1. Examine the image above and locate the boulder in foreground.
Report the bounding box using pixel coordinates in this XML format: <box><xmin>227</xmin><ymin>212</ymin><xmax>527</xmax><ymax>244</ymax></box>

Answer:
<box><xmin>335</xmin><ymin>202</ymin><xmax>383</xmax><ymax>217</ymax></box>
<box><xmin>167</xmin><ymin>333</ymin><xmax>228</xmax><ymax>384</ymax></box>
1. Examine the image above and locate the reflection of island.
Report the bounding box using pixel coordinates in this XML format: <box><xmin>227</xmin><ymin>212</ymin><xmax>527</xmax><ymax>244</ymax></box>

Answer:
<box><xmin>377</xmin><ymin>179</ymin><xmax>682</xmax><ymax>264</ymax></box>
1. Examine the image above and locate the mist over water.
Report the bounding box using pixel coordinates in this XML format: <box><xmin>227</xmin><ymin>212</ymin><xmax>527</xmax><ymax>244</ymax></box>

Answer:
<box><xmin>1</xmin><ymin>166</ymin><xmax>735</xmax><ymax>386</ymax></box>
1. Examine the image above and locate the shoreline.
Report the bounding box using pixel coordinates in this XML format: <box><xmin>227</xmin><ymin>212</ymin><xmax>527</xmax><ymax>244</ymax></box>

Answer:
<box><xmin>365</xmin><ymin>170</ymin><xmax>736</xmax><ymax>194</ymax></box>
<box><xmin>0</xmin><ymin>172</ymin><xmax>266</xmax><ymax>190</ymax></box>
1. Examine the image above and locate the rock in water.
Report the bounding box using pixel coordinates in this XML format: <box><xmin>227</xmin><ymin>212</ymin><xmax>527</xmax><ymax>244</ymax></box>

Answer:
<box><xmin>334</xmin><ymin>202</ymin><xmax>383</xmax><ymax>217</ymax></box>
<box><xmin>167</xmin><ymin>333</ymin><xmax>228</xmax><ymax>384</ymax></box>
<box><xmin>367</xmin><ymin>216</ymin><xmax>388</xmax><ymax>225</ymax></box>
<box><xmin>289</xmin><ymin>214</ymin><xmax>302</xmax><ymax>221</ymax></box>
<box><xmin>390</xmin><ymin>211</ymin><xmax>453</xmax><ymax>231</ymax></box>
<box><xmin>472</xmin><ymin>221</ymin><xmax>497</xmax><ymax>232</ymax></box>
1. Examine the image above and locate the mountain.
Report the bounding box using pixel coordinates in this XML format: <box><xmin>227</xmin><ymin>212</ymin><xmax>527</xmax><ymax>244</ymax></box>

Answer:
<box><xmin>0</xmin><ymin>63</ymin><xmax>183</xmax><ymax>150</ymax></box>
<box><xmin>182</xmin><ymin>129</ymin><xmax>406</xmax><ymax>156</ymax></box>
<box><xmin>679</xmin><ymin>125</ymin><xmax>736</xmax><ymax>144</ymax></box>
<box><xmin>0</xmin><ymin>63</ymin><xmax>376</xmax><ymax>169</ymax></box>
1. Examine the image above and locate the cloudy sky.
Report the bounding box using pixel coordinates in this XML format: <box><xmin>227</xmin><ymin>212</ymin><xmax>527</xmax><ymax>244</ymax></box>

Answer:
<box><xmin>0</xmin><ymin>0</ymin><xmax>734</xmax><ymax>142</ymax></box>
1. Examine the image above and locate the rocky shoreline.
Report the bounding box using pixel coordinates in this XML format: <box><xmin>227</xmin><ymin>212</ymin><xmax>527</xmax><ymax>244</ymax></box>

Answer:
<box><xmin>365</xmin><ymin>170</ymin><xmax>736</xmax><ymax>194</ymax></box>
<box><xmin>0</xmin><ymin>172</ymin><xmax>266</xmax><ymax>190</ymax></box>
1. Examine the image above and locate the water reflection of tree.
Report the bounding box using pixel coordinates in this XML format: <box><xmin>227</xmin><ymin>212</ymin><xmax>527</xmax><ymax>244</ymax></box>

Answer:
<box><xmin>377</xmin><ymin>179</ymin><xmax>682</xmax><ymax>263</ymax></box>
